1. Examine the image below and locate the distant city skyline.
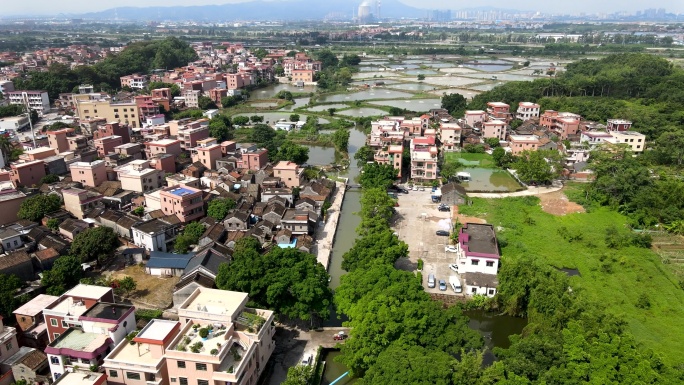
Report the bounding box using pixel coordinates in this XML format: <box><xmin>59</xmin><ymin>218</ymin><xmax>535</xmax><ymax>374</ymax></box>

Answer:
<box><xmin>4</xmin><ymin>0</ymin><xmax>683</xmax><ymax>17</ymax></box>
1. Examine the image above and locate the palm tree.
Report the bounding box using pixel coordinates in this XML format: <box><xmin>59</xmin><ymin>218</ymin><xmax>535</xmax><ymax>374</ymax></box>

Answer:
<box><xmin>0</xmin><ymin>135</ymin><xmax>12</xmax><ymax>165</ymax></box>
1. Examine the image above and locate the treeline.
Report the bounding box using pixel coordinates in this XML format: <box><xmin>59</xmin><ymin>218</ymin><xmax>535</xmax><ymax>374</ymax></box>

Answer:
<box><xmin>314</xmin><ymin>50</ymin><xmax>360</xmax><ymax>90</ymax></box>
<box><xmin>13</xmin><ymin>37</ymin><xmax>198</xmax><ymax>99</ymax></box>
<box><xmin>335</xmin><ymin>163</ymin><xmax>485</xmax><ymax>383</ymax></box>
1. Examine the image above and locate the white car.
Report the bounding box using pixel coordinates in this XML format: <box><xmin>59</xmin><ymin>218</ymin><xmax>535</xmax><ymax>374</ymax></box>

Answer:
<box><xmin>449</xmin><ymin>264</ymin><xmax>459</xmax><ymax>272</ymax></box>
<box><xmin>445</xmin><ymin>245</ymin><xmax>458</xmax><ymax>253</ymax></box>
<box><xmin>412</xmin><ymin>185</ymin><xmax>419</xmax><ymax>191</ymax></box>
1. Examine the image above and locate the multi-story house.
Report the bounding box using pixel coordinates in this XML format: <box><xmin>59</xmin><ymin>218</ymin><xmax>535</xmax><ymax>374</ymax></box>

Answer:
<box><xmin>163</xmin><ymin>288</ymin><xmax>275</xmax><ymax>385</ymax></box>
<box><xmin>291</xmin><ymin>70</ymin><xmax>314</xmax><ymax>84</ymax></box>
<box><xmin>236</xmin><ymin>149</ymin><xmax>269</xmax><ymax>171</ymax></box>
<box><xmin>103</xmin><ymin>319</ymin><xmax>181</xmax><ymax>385</ymax></box>
<box><xmin>94</xmin><ymin>136</ymin><xmax>123</xmax><ymax>157</ymax></box>
<box><xmin>192</xmin><ymin>143</ymin><xmax>222</xmax><ymax>171</ymax></box>
<box><xmin>374</xmin><ymin>144</ymin><xmax>403</xmax><ymax>178</ymax></box>
<box><xmin>457</xmin><ymin>223</ymin><xmax>501</xmax><ymax>297</ymax></box>
<box><xmin>482</xmin><ymin>119</ymin><xmax>506</xmax><ymax>140</ymax></box>
<box><xmin>183</xmin><ymin>90</ymin><xmax>201</xmax><ymax>109</ymax></box>
<box><xmin>409</xmin><ymin>137</ymin><xmax>438</xmax><ymax>182</ymax></box>
<box><xmin>464</xmin><ymin>110</ymin><xmax>486</xmax><ymax>127</ymax></box>
<box><xmin>0</xmin><ymin>187</ymin><xmax>28</xmax><ymax>226</ymax></box>
<box><xmin>10</xmin><ymin>160</ymin><xmax>46</xmax><ymax>187</ymax></box>
<box><xmin>0</xmin><ymin>315</ymin><xmax>20</xmax><ymax>365</ymax></box>
<box><xmin>439</xmin><ymin>122</ymin><xmax>462</xmax><ymax>152</ymax></box>
<box><xmin>160</xmin><ymin>185</ymin><xmax>204</xmax><ymax>223</ymax></box>
<box><xmin>93</xmin><ymin>122</ymin><xmax>131</xmax><ymax>144</ymax></box>
<box><xmin>486</xmin><ymin>102</ymin><xmax>510</xmax><ymax>122</ymax></box>
<box><xmin>580</xmin><ymin>131</ymin><xmax>613</xmax><ymax>147</ymax></box>
<box><xmin>605</xmin><ymin>131</ymin><xmax>647</xmax><ymax>153</ymax></box>
<box><xmin>540</xmin><ymin>110</ymin><xmax>581</xmax><ymax>139</ymax></box>
<box><xmin>273</xmin><ymin>161</ymin><xmax>304</xmax><ymax>188</ymax></box>
<box><xmin>6</xmin><ymin>90</ymin><xmax>50</xmax><ymax>116</ymax></box>
<box><xmin>76</xmin><ymin>99</ymin><xmax>140</xmax><ymax>128</ymax></box>
<box><xmin>70</xmin><ymin>160</ymin><xmax>106</xmax><ymax>188</ymax></box>
<box><xmin>132</xmin><ymin>218</ymin><xmax>180</xmax><ymax>253</ymax></box>
<box><xmin>48</xmin><ymin>128</ymin><xmax>76</xmax><ymax>153</ymax></box>
<box><xmin>177</xmin><ymin>124</ymin><xmax>209</xmax><ymax>151</ymax></box>
<box><xmin>120</xmin><ymin>74</ymin><xmax>147</xmax><ymax>90</ymax></box>
<box><xmin>516</xmin><ymin>102</ymin><xmax>540</xmax><ymax>121</ymax></box>
<box><xmin>13</xmin><ymin>294</ymin><xmax>59</xmax><ymax>349</ymax></box>
<box><xmin>606</xmin><ymin>119</ymin><xmax>633</xmax><ymax>132</ymax></box>
<box><xmin>62</xmin><ymin>188</ymin><xmax>104</xmax><ymax>219</ymax></box>
<box><xmin>145</xmin><ymin>139</ymin><xmax>182</xmax><ymax>159</ymax></box>
<box><xmin>508</xmin><ymin>135</ymin><xmax>542</xmax><ymax>155</ymax></box>
<box><xmin>42</xmin><ymin>285</ymin><xmax>116</xmax><ymax>343</ymax></box>
<box><xmin>115</xmin><ymin>160</ymin><xmax>164</xmax><ymax>193</ymax></box>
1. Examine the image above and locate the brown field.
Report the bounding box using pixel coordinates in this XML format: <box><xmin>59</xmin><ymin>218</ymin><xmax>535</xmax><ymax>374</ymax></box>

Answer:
<box><xmin>109</xmin><ymin>265</ymin><xmax>179</xmax><ymax>309</ymax></box>
<box><xmin>537</xmin><ymin>190</ymin><xmax>586</xmax><ymax>216</ymax></box>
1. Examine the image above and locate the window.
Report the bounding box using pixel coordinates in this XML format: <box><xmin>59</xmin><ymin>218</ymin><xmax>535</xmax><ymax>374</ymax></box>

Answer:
<box><xmin>62</xmin><ymin>320</ymin><xmax>68</xmax><ymax>328</ymax></box>
<box><xmin>471</xmin><ymin>287</ymin><xmax>477</xmax><ymax>293</ymax></box>
<box><xmin>486</xmin><ymin>261</ymin><xmax>494</xmax><ymax>267</ymax></box>
<box><xmin>179</xmin><ymin>378</ymin><xmax>188</xmax><ymax>385</ymax></box>
<box><xmin>5</xmin><ymin>342</ymin><xmax>13</xmax><ymax>351</ymax></box>
<box><xmin>50</xmin><ymin>356</ymin><xmax>59</xmax><ymax>365</ymax></box>
<box><xmin>177</xmin><ymin>361</ymin><xmax>186</xmax><ymax>369</ymax></box>
<box><xmin>109</xmin><ymin>370</ymin><xmax>118</xmax><ymax>378</ymax></box>
<box><xmin>171</xmin><ymin>379</ymin><xmax>176</xmax><ymax>383</ymax></box>
<box><xmin>471</xmin><ymin>260</ymin><xmax>479</xmax><ymax>266</ymax></box>
<box><xmin>126</xmin><ymin>372</ymin><xmax>141</xmax><ymax>380</ymax></box>
<box><xmin>488</xmin><ymin>289</ymin><xmax>495</xmax><ymax>295</ymax></box>
<box><xmin>195</xmin><ymin>363</ymin><xmax>207</xmax><ymax>371</ymax></box>
<box><xmin>50</xmin><ymin>319</ymin><xmax>58</xmax><ymax>327</ymax></box>
<box><xmin>197</xmin><ymin>381</ymin><xmax>208</xmax><ymax>385</ymax></box>
<box><xmin>53</xmin><ymin>333</ymin><xmax>60</xmax><ymax>339</ymax></box>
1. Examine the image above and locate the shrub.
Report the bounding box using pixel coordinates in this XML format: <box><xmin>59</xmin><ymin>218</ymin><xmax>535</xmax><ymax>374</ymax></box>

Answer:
<box><xmin>417</xmin><ymin>259</ymin><xmax>424</xmax><ymax>271</ymax></box>
<box><xmin>135</xmin><ymin>309</ymin><xmax>163</xmax><ymax>321</ymax></box>
<box><xmin>636</xmin><ymin>293</ymin><xmax>651</xmax><ymax>309</ymax></box>
<box><xmin>210</xmin><ymin>348</ymin><xmax>219</xmax><ymax>356</ymax></box>
<box><xmin>199</xmin><ymin>328</ymin><xmax>209</xmax><ymax>338</ymax></box>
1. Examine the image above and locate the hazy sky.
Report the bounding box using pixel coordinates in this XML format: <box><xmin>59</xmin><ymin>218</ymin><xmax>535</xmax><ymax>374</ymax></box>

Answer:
<box><xmin>4</xmin><ymin>0</ymin><xmax>683</xmax><ymax>16</ymax></box>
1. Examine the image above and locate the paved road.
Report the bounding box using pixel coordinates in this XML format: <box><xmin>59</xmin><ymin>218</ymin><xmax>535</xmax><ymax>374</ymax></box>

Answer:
<box><xmin>468</xmin><ymin>185</ymin><xmax>563</xmax><ymax>198</ymax></box>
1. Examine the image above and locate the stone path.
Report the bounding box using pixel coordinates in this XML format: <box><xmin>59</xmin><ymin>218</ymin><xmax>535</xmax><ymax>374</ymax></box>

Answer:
<box><xmin>313</xmin><ymin>181</ymin><xmax>347</xmax><ymax>270</ymax></box>
<box><xmin>468</xmin><ymin>185</ymin><xmax>563</xmax><ymax>198</ymax></box>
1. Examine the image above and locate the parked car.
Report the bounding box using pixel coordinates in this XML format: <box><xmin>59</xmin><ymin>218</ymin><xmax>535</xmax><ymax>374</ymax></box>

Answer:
<box><xmin>412</xmin><ymin>185</ymin><xmax>419</xmax><ymax>191</ymax></box>
<box><xmin>449</xmin><ymin>263</ymin><xmax>459</xmax><ymax>272</ymax></box>
<box><xmin>439</xmin><ymin>279</ymin><xmax>447</xmax><ymax>291</ymax></box>
<box><xmin>301</xmin><ymin>354</ymin><xmax>313</xmax><ymax>366</ymax></box>
<box><xmin>445</xmin><ymin>246</ymin><xmax>458</xmax><ymax>253</ymax></box>
<box><xmin>333</xmin><ymin>331</ymin><xmax>347</xmax><ymax>341</ymax></box>
<box><xmin>436</xmin><ymin>230</ymin><xmax>450</xmax><ymax>236</ymax></box>
<box><xmin>389</xmin><ymin>185</ymin><xmax>409</xmax><ymax>194</ymax></box>
<box><xmin>427</xmin><ymin>273</ymin><xmax>436</xmax><ymax>288</ymax></box>
<box><xmin>438</xmin><ymin>204</ymin><xmax>450</xmax><ymax>212</ymax></box>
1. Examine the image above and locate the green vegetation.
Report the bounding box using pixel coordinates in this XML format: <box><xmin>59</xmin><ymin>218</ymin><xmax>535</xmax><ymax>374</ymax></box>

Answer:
<box><xmin>207</xmin><ymin>198</ymin><xmax>236</xmax><ymax>221</ymax></box>
<box><xmin>441</xmin><ymin>93</ymin><xmax>468</xmax><ymax>117</ymax></box>
<box><xmin>13</xmin><ymin>37</ymin><xmax>198</xmax><ymax>98</ymax></box>
<box><xmin>216</xmin><ymin>238</ymin><xmax>332</xmax><ymax>322</ymax></box>
<box><xmin>336</xmin><ymin>162</ymin><xmax>483</xmax><ymax>379</ymax></box>
<box><xmin>282</xmin><ymin>363</ymin><xmax>314</xmax><ymax>385</ymax></box>
<box><xmin>70</xmin><ymin>227</ymin><xmax>119</xmax><ymax>263</ymax></box>
<box><xmin>459</xmin><ymin>196</ymin><xmax>684</xmax><ymax>369</ymax></box>
<box><xmin>443</xmin><ymin>152</ymin><xmax>494</xmax><ymax>168</ymax></box>
<box><xmin>0</xmin><ymin>274</ymin><xmax>26</xmax><ymax>320</ymax></box>
<box><xmin>315</xmin><ymin>50</ymin><xmax>359</xmax><ymax>90</ymax></box>
<box><xmin>358</xmin><ymin>163</ymin><xmax>398</xmax><ymax>190</ymax></box>
<box><xmin>113</xmin><ymin>276</ymin><xmax>137</xmax><ymax>297</ymax></box>
<box><xmin>135</xmin><ymin>308</ymin><xmax>163</xmax><ymax>321</ymax></box>
<box><xmin>174</xmin><ymin>222</ymin><xmax>205</xmax><ymax>254</ymax></box>
<box><xmin>40</xmin><ymin>174</ymin><xmax>59</xmax><ymax>185</ymax></box>
<box><xmin>42</xmin><ymin>256</ymin><xmax>83</xmax><ymax>295</ymax></box>
<box><xmin>208</xmin><ymin>115</ymin><xmax>234</xmax><ymax>142</ymax></box>
<box><xmin>17</xmin><ymin>194</ymin><xmax>61</xmax><ymax>222</ymax></box>
<box><xmin>513</xmin><ymin>150</ymin><xmax>562</xmax><ymax>184</ymax></box>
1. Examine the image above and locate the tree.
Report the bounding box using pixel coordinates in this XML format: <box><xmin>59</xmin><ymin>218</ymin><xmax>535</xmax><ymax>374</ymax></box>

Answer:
<box><xmin>46</xmin><ymin>218</ymin><xmax>60</xmax><ymax>231</ymax></box>
<box><xmin>40</xmin><ymin>174</ymin><xmax>59</xmax><ymax>185</ymax></box>
<box><xmin>0</xmin><ymin>273</ymin><xmax>23</xmax><ymax>319</ymax></box>
<box><xmin>275</xmin><ymin>90</ymin><xmax>293</xmax><ymax>101</ymax></box>
<box><xmin>315</xmin><ymin>49</ymin><xmax>339</xmax><ymax>69</ymax></box>
<box><xmin>174</xmin><ymin>222</ymin><xmax>205</xmax><ymax>253</ymax></box>
<box><xmin>492</xmin><ymin>147</ymin><xmax>514</xmax><ymax>168</ymax></box>
<box><xmin>115</xmin><ymin>276</ymin><xmax>137</xmax><ymax>297</ymax></box>
<box><xmin>289</xmin><ymin>114</ymin><xmax>300</xmax><ymax>122</ymax></box>
<box><xmin>441</xmin><ymin>93</ymin><xmax>467</xmax><ymax>117</ymax></box>
<box><xmin>340</xmin><ymin>54</ymin><xmax>362</xmax><ymax>67</ymax></box>
<box><xmin>274</xmin><ymin>65</ymin><xmax>285</xmax><ymax>77</ymax></box>
<box><xmin>216</xmin><ymin>246</ymin><xmax>332</xmax><ymax>322</ymax></box>
<box><xmin>249</xmin><ymin>124</ymin><xmax>276</xmax><ymax>145</ymax></box>
<box><xmin>198</xmin><ymin>96</ymin><xmax>217</xmax><ymax>110</ymax></box>
<box><xmin>207</xmin><ymin>198</ymin><xmax>236</xmax><ymax>220</ymax></box>
<box><xmin>282</xmin><ymin>365</ymin><xmax>313</xmax><ymax>385</ymax></box>
<box><xmin>354</xmin><ymin>145</ymin><xmax>375</xmax><ymax>167</ymax></box>
<box><xmin>17</xmin><ymin>194</ymin><xmax>62</xmax><ymax>222</ymax></box>
<box><xmin>232</xmin><ymin>116</ymin><xmax>249</xmax><ymax>126</ymax></box>
<box><xmin>513</xmin><ymin>150</ymin><xmax>561</xmax><ymax>184</ymax></box>
<box><xmin>485</xmin><ymin>137</ymin><xmax>500</xmax><ymax>148</ymax></box>
<box><xmin>276</xmin><ymin>141</ymin><xmax>309</xmax><ymax>164</ymax></box>
<box><xmin>331</xmin><ymin>129</ymin><xmax>350</xmax><ymax>153</ymax></box>
<box><xmin>132</xmin><ymin>206</ymin><xmax>145</xmax><ymax>217</ymax></box>
<box><xmin>417</xmin><ymin>74</ymin><xmax>426</xmax><ymax>81</ymax></box>
<box><xmin>42</xmin><ymin>256</ymin><xmax>83</xmax><ymax>295</ymax></box>
<box><xmin>361</xmin><ymin>344</ymin><xmax>455</xmax><ymax>385</ymax></box>
<box><xmin>250</xmin><ymin>115</ymin><xmax>264</xmax><ymax>123</ymax></box>
<box><xmin>440</xmin><ymin>160</ymin><xmax>462</xmax><ymax>181</ymax></box>
<box><xmin>327</xmin><ymin>108</ymin><xmax>336</xmax><ymax>116</ymax></box>
<box><xmin>208</xmin><ymin>116</ymin><xmax>233</xmax><ymax>142</ymax></box>
<box><xmin>70</xmin><ymin>227</ymin><xmax>119</xmax><ymax>263</ymax></box>
<box><xmin>359</xmin><ymin>163</ymin><xmax>398</xmax><ymax>190</ymax></box>
<box><xmin>220</xmin><ymin>96</ymin><xmax>240</xmax><ymax>108</ymax></box>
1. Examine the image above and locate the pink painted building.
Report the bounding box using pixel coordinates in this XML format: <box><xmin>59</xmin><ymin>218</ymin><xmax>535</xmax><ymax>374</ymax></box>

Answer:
<box><xmin>237</xmin><ymin>149</ymin><xmax>269</xmax><ymax>171</ymax></box>
<box><xmin>486</xmin><ymin>102</ymin><xmax>511</xmax><ymax>121</ymax></box>
<box><xmin>508</xmin><ymin>135</ymin><xmax>542</xmax><ymax>155</ymax></box>
<box><xmin>70</xmin><ymin>160</ymin><xmax>106</xmax><ymax>188</ymax></box>
<box><xmin>94</xmin><ymin>135</ymin><xmax>123</xmax><ymax>157</ymax></box>
<box><xmin>145</xmin><ymin>139</ymin><xmax>182</xmax><ymax>159</ymax></box>
<box><xmin>273</xmin><ymin>161</ymin><xmax>304</xmax><ymax>188</ymax></box>
<box><xmin>191</xmin><ymin>143</ymin><xmax>222</xmax><ymax>171</ymax></box>
<box><xmin>464</xmin><ymin>110</ymin><xmax>486</xmax><ymax>127</ymax></box>
<box><xmin>160</xmin><ymin>185</ymin><xmax>204</xmax><ymax>223</ymax></box>
<box><xmin>10</xmin><ymin>160</ymin><xmax>46</xmax><ymax>187</ymax></box>
<box><xmin>374</xmin><ymin>144</ymin><xmax>403</xmax><ymax>178</ymax></box>
<box><xmin>482</xmin><ymin>119</ymin><xmax>507</xmax><ymax>140</ymax></box>
<box><xmin>409</xmin><ymin>137</ymin><xmax>438</xmax><ymax>182</ymax></box>
<box><xmin>540</xmin><ymin>110</ymin><xmax>581</xmax><ymax>139</ymax></box>
<box><xmin>47</xmin><ymin>128</ymin><xmax>75</xmax><ymax>153</ymax></box>
<box><xmin>177</xmin><ymin>123</ymin><xmax>209</xmax><ymax>151</ymax></box>
<box><xmin>606</xmin><ymin>119</ymin><xmax>632</xmax><ymax>132</ymax></box>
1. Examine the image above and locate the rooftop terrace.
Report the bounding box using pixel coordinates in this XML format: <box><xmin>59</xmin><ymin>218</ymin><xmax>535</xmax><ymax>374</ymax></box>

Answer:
<box><xmin>81</xmin><ymin>303</ymin><xmax>132</xmax><ymax>321</ymax></box>
<box><xmin>460</xmin><ymin>223</ymin><xmax>500</xmax><ymax>257</ymax></box>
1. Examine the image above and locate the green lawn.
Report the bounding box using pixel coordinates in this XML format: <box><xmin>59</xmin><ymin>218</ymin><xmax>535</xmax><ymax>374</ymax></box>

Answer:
<box><xmin>459</xmin><ymin>196</ymin><xmax>684</xmax><ymax>367</ymax></box>
<box><xmin>444</xmin><ymin>152</ymin><xmax>495</xmax><ymax>168</ymax></box>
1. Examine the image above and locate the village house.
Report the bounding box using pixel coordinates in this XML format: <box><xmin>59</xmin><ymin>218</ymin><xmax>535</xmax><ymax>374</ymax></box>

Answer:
<box><xmin>69</xmin><ymin>160</ymin><xmax>106</xmax><ymax>188</ymax></box>
<box><xmin>457</xmin><ymin>223</ymin><xmax>501</xmax><ymax>297</ymax></box>
<box><xmin>160</xmin><ymin>185</ymin><xmax>204</xmax><ymax>223</ymax></box>
<box><xmin>131</xmin><ymin>218</ymin><xmax>180</xmax><ymax>253</ymax></box>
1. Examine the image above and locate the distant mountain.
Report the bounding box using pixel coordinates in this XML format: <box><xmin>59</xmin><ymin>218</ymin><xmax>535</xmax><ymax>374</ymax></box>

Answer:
<box><xmin>80</xmin><ymin>0</ymin><xmax>424</xmax><ymax>21</ymax></box>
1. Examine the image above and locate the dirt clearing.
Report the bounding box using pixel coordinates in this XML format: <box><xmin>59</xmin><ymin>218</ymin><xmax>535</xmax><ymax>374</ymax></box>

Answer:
<box><xmin>537</xmin><ymin>190</ymin><xmax>585</xmax><ymax>216</ymax></box>
<box><xmin>108</xmin><ymin>265</ymin><xmax>179</xmax><ymax>309</ymax></box>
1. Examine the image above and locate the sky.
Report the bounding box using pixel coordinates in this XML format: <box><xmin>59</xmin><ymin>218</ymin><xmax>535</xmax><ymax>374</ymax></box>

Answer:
<box><xmin>4</xmin><ymin>0</ymin><xmax>683</xmax><ymax>16</ymax></box>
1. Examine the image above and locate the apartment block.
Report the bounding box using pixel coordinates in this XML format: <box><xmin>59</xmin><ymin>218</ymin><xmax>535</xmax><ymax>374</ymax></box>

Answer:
<box><xmin>409</xmin><ymin>137</ymin><xmax>438</xmax><ymax>182</ymax></box>
<box><xmin>115</xmin><ymin>160</ymin><xmax>164</xmax><ymax>193</ymax></box>
<box><xmin>62</xmin><ymin>188</ymin><xmax>104</xmax><ymax>219</ymax></box>
<box><xmin>76</xmin><ymin>100</ymin><xmax>140</xmax><ymax>128</ymax></box>
<box><xmin>540</xmin><ymin>110</ymin><xmax>581</xmax><ymax>139</ymax></box>
<box><xmin>482</xmin><ymin>119</ymin><xmax>506</xmax><ymax>140</ymax></box>
<box><xmin>177</xmin><ymin>123</ymin><xmax>210</xmax><ymax>151</ymax></box>
<box><xmin>486</xmin><ymin>102</ymin><xmax>510</xmax><ymax>121</ymax></box>
<box><xmin>70</xmin><ymin>160</ymin><xmax>106</xmax><ymax>187</ymax></box>
<box><xmin>160</xmin><ymin>185</ymin><xmax>204</xmax><ymax>223</ymax></box>
<box><xmin>273</xmin><ymin>161</ymin><xmax>304</xmax><ymax>188</ymax></box>
<box><xmin>10</xmin><ymin>160</ymin><xmax>46</xmax><ymax>187</ymax></box>
<box><xmin>6</xmin><ymin>90</ymin><xmax>50</xmax><ymax>116</ymax></box>
<box><xmin>94</xmin><ymin>136</ymin><xmax>123</xmax><ymax>157</ymax></box>
<box><xmin>48</xmin><ymin>128</ymin><xmax>76</xmax><ymax>153</ymax></box>
<box><xmin>183</xmin><ymin>90</ymin><xmax>201</xmax><ymax>109</ymax></box>
<box><xmin>439</xmin><ymin>122</ymin><xmax>462</xmax><ymax>152</ymax></box>
<box><xmin>93</xmin><ymin>122</ymin><xmax>131</xmax><ymax>144</ymax></box>
<box><xmin>516</xmin><ymin>102</ymin><xmax>540</xmax><ymax>121</ymax></box>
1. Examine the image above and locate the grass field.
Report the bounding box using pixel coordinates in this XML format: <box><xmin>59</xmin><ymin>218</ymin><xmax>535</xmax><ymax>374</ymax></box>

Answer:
<box><xmin>444</xmin><ymin>152</ymin><xmax>495</xmax><ymax>168</ymax></box>
<box><xmin>459</xmin><ymin>196</ymin><xmax>684</xmax><ymax>367</ymax></box>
